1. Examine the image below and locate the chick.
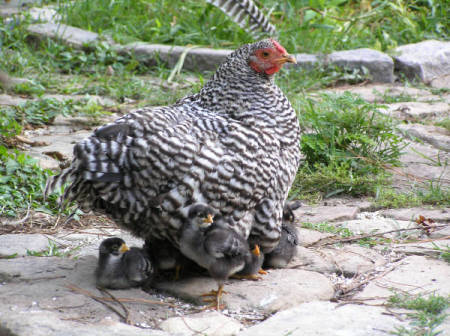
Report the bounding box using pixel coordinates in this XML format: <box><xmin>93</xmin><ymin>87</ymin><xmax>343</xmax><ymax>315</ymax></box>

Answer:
<box><xmin>96</xmin><ymin>237</ymin><xmax>154</xmax><ymax>289</ymax></box>
<box><xmin>263</xmin><ymin>201</ymin><xmax>301</xmax><ymax>268</ymax></box>
<box><xmin>179</xmin><ymin>203</ymin><xmax>251</xmax><ymax>310</ymax></box>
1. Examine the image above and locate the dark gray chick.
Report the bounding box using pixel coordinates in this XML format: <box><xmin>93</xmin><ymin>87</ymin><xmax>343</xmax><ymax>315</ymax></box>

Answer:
<box><xmin>96</xmin><ymin>237</ymin><xmax>154</xmax><ymax>289</ymax></box>
<box><xmin>263</xmin><ymin>201</ymin><xmax>301</xmax><ymax>268</ymax></box>
<box><xmin>179</xmin><ymin>203</ymin><xmax>251</xmax><ymax>310</ymax></box>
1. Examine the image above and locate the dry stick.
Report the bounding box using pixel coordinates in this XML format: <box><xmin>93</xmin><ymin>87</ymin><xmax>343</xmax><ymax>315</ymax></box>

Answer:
<box><xmin>306</xmin><ymin>225</ymin><xmax>449</xmax><ymax>248</ymax></box>
<box><xmin>98</xmin><ymin>287</ymin><xmax>132</xmax><ymax>325</ymax></box>
<box><xmin>334</xmin><ymin>266</ymin><xmax>396</xmax><ymax>301</ymax></box>
<box><xmin>65</xmin><ymin>283</ymin><xmax>177</xmax><ymax>307</ymax></box>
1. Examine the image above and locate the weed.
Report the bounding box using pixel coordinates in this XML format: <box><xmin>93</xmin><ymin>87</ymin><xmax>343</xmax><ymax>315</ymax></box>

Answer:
<box><xmin>374</xmin><ymin>183</ymin><xmax>450</xmax><ymax>209</ymax></box>
<box><xmin>301</xmin><ymin>222</ymin><xmax>354</xmax><ymax>238</ymax></box>
<box><xmin>290</xmin><ymin>92</ymin><xmax>404</xmax><ymax>199</ymax></box>
<box><xmin>435</xmin><ymin>118</ymin><xmax>450</xmax><ymax>132</ymax></box>
<box><xmin>373</xmin><ymin>89</ymin><xmax>416</xmax><ymax>103</ymax></box>
<box><xmin>26</xmin><ymin>240</ymin><xmax>80</xmax><ymax>257</ymax></box>
<box><xmin>389</xmin><ymin>293</ymin><xmax>449</xmax><ymax>336</ymax></box>
<box><xmin>432</xmin><ymin>243</ymin><xmax>450</xmax><ymax>264</ymax></box>
<box><xmin>0</xmin><ymin>148</ymin><xmax>60</xmax><ymax>216</ymax></box>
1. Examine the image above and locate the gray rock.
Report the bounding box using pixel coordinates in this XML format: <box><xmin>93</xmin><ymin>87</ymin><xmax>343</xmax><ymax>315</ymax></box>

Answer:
<box><xmin>0</xmin><ymin>255</ymin><xmax>183</xmax><ymax>334</ymax></box>
<box><xmin>291</xmin><ymin>246</ymin><xmax>337</xmax><ymax>274</ymax></box>
<box><xmin>42</xmin><ymin>94</ymin><xmax>116</xmax><ymax>107</ymax></box>
<box><xmin>293</xmin><ymin>245</ymin><xmax>387</xmax><ymax>276</ymax></box>
<box><xmin>0</xmin><ymin>311</ymin><xmax>168</xmax><ymax>336</ymax></box>
<box><xmin>392</xmin><ymin>141</ymin><xmax>449</xmax><ymax>188</ymax></box>
<box><xmin>0</xmin><ymin>234</ymin><xmax>50</xmax><ymax>256</ymax></box>
<box><xmin>356</xmin><ymin>255</ymin><xmax>450</xmax><ymax>302</ymax></box>
<box><xmin>154</xmin><ymin>268</ymin><xmax>334</xmax><ymax>313</ymax></box>
<box><xmin>121</xmin><ymin>43</ymin><xmax>232</xmax><ymax>72</ymax></box>
<box><xmin>297</xmin><ymin>228</ymin><xmax>334</xmax><ymax>247</ymax></box>
<box><xmin>28</xmin><ymin>7</ymin><xmax>60</xmax><ymax>23</ymax></box>
<box><xmin>398</xmin><ymin>123</ymin><xmax>450</xmax><ymax>151</ymax></box>
<box><xmin>293</xmin><ymin>205</ymin><xmax>359</xmax><ymax>224</ymax></box>
<box><xmin>382</xmin><ymin>101</ymin><xmax>449</xmax><ymax>121</ymax></box>
<box><xmin>430</xmin><ymin>74</ymin><xmax>450</xmax><ymax>89</ymax></box>
<box><xmin>0</xmin><ymin>94</ymin><xmax>27</xmax><ymax>106</ymax></box>
<box><xmin>325</xmin><ymin>84</ymin><xmax>437</xmax><ymax>103</ymax></box>
<box><xmin>328</xmin><ymin>48</ymin><xmax>394</xmax><ymax>83</ymax></box>
<box><xmin>291</xmin><ymin>53</ymin><xmax>321</xmax><ymax>70</ymax></box>
<box><xmin>159</xmin><ymin>311</ymin><xmax>243</xmax><ymax>336</ymax></box>
<box><xmin>391</xmin><ymin>239</ymin><xmax>450</xmax><ymax>258</ymax></box>
<box><xmin>27</xmin><ymin>23</ymin><xmax>100</xmax><ymax>49</ymax></box>
<box><xmin>337</xmin><ymin>218</ymin><xmax>420</xmax><ymax>238</ymax></box>
<box><xmin>237</xmin><ymin>301</ymin><xmax>407</xmax><ymax>336</ymax></box>
<box><xmin>394</xmin><ymin>40</ymin><xmax>450</xmax><ymax>83</ymax></box>
<box><xmin>381</xmin><ymin>208</ymin><xmax>450</xmax><ymax>224</ymax></box>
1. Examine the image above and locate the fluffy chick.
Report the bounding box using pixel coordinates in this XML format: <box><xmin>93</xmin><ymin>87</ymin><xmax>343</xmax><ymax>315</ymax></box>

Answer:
<box><xmin>179</xmin><ymin>203</ymin><xmax>252</xmax><ymax>309</ymax></box>
<box><xmin>263</xmin><ymin>201</ymin><xmax>301</xmax><ymax>268</ymax></box>
<box><xmin>96</xmin><ymin>237</ymin><xmax>154</xmax><ymax>289</ymax></box>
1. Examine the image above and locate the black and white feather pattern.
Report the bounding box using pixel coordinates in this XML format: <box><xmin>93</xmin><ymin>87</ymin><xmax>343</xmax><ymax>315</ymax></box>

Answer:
<box><xmin>45</xmin><ymin>40</ymin><xmax>300</xmax><ymax>253</ymax></box>
<box><xmin>206</xmin><ymin>0</ymin><xmax>276</xmax><ymax>37</ymax></box>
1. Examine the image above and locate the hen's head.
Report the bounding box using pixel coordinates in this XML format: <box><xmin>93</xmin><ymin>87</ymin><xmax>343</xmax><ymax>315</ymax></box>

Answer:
<box><xmin>248</xmin><ymin>39</ymin><xmax>296</xmax><ymax>75</ymax></box>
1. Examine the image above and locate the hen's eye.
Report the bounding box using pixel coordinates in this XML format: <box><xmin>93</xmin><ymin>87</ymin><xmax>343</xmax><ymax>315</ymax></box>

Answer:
<box><xmin>262</xmin><ymin>51</ymin><xmax>270</xmax><ymax>58</ymax></box>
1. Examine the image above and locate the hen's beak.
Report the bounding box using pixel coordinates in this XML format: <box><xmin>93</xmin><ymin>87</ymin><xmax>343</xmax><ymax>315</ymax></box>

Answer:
<box><xmin>252</xmin><ymin>244</ymin><xmax>261</xmax><ymax>256</ymax></box>
<box><xmin>119</xmin><ymin>243</ymin><xmax>130</xmax><ymax>253</ymax></box>
<box><xmin>277</xmin><ymin>53</ymin><xmax>297</xmax><ymax>65</ymax></box>
<box><xmin>203</xmin><ymin>214</ymin><xmax>214</xmax><ymax>224</ymax></box>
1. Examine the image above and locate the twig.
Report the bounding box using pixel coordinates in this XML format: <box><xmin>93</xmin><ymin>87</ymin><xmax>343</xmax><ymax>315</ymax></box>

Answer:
<box><xmin>65</xmin><ymin>283</ymin><xmax>177</xmax><ymax>307</ymax></box>
<box><xmin>306</xmin><ymin>225</ymin><xmax>448</xmax><ymax>247</ymax></box>
<box><xmin>334</xmin><ymin>266</ymin><xmax>396</xmax><ymax>299</ymax></box>
<box><xmin>98</xmin><ymin>287</ymin><xmax>132</xmax><ymax>325</ymax></box>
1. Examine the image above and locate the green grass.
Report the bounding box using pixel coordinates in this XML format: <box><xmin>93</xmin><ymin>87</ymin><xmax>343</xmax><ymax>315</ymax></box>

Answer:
<box><xmin>289</xmin><ymin>92</ymin><xmax>405</xmax><ymax>200</ymax></box>
<box><xmin>389</xmin><ymin>293</ymin><xmax>449</xmax><ymax>336</ymax></box>
<box><xmin>374</xmin><ymin>183</ymin><xmax>450</xmax><ymax>209</ymax></box>
<box><xmin>302</xmin><ymin>221</ymin><xmax>354</xmax><ymax>237</ymax></box>
<box><xmin>26</xmin><ymin>240</ymin><xmax>80</xmax><ymax>257</ymax></box>
<box><xmin>435</xmin><ymin>118</ymin><xmax>450</xmax><ymax>132</ymax></box>
<box><xmin>58</xmin><ymin>0</ymin><xmax>449</xmax><ymax>53</ymax></box>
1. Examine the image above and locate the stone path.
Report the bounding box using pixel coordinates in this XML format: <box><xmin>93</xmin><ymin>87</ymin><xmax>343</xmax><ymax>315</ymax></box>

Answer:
<box><xmin>1</xmin><ymin>1</ymin><xmax>449</xmax><ymax>335</ymax></box>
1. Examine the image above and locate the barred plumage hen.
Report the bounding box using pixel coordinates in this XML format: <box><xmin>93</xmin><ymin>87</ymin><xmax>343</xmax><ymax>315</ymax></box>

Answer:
<box><xmin>45</xmin><ymin>39</ymin><xmax>300</xmax><ymax>255</ymax></box>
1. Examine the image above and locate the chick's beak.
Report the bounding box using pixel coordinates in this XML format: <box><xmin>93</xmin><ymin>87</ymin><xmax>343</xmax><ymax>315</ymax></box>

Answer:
<box><xmin>203</xmin><ymin>214</ymin><xmax>214</xmax><ymax>224</ymax></box>
<box><xmin>277</xmin><ymin>53</ymin><xmax>297</xmax><ymax>65</ymax></box>
<box><xmin>119</xmin><ymin>243</ymin><xmax>130</xmax><ymax>253</ymax></box>
<box><xmin>252</xmin><ymin>244</ymin><xmax>261</xmax><ymax>256</ymax></box>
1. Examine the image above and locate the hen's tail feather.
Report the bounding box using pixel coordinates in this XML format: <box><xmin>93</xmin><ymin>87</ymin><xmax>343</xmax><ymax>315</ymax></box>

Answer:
<box><xmin>206</xmin><ymin>0</ymin><xmax>276</xmax><ymax>37</ymax></box>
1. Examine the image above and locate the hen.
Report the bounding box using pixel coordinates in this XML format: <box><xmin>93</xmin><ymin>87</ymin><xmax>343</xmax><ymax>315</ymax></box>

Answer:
<box><xmin>45</xmin><ymin>39</ymin><xmax>300</xmax><ymax>254</ymax></box>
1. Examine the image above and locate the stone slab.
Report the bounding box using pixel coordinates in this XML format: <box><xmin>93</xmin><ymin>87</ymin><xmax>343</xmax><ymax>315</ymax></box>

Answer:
<box><xmin>325</xmin><ymin>84</ymin><xmax>437</xmax><ymax>103</ymax></box>
<box><xmin>0</xmin><ymin>255</ymin><xmax>186</xmax><ymax>333</ymax></box>
<box><xmin>121</xmin><ymin>43</ymin><xmax>232</xmax><ymax>72</ymax></box>
<box><xmin>382</xmin><ymin>101</ymin><xmax>449</xmax><ymax>121</ymax></box>
<box><xmin>356</xmin><ymin>255</ymin><xmax>450</xmax><ymax>302</ymax></box>
<box><xmin>430</xmin><ymin>74</ymin><xmax>450</xmax><ymax>89</ymax></box>
<box><xmin>154</xmin><ymin>268</ymin><xmax>334</xmax><ymax>313</ymax></box>
<box><xmin>381</xmin><ymin>208</ymin><xmax>450</xmax><ymax>224</ymax></box>
<box><xmin>27</xmin><ymin>23</ymin><xmax>100</xmax><ymax>49</ymax></box>
<box><xmin>0</xmin><ymin>234</ymin><xmax>50</xmax><ymax>256</ymax></box>
<box><xmin>159</xmin><ymin>311</ymin><xmax>243</xmax><ymax>336</ymax></box>
<box><xmin>293</xmin><ymin>205</ymin><xmax>359</xmax><ymax>224</ymax></box>
<box><xmin>0</xmin><ymin>94</ymin><xmax>27</xmax><ymax>106</ymax></box>
<box><xmin>394</xmin><ymin>40</ymin><xmax>450</xmax><ymax>83</ymax></box>
<box><xmin>328</xmin><ymin>48</ymin><xmax>394</xmax><ymax>83</ymax></box>
<box><xmin>296</xmin><ymin>228</ymin><xmax>334</xmax><ymax>246</ymax></box>
<box><xmin>398</xmin><ymin>123</ymin><xmax>450</xmax><ymax>152</ymax></box>
<box><xmin>336</xmin><ymin>218</ymin><xmax>420</xmax><ymax>238</ymax></box>
<box><xmin>237</xmin><ymin>301</ymin><xmax>407</xmax><ymax>336</ymax></box>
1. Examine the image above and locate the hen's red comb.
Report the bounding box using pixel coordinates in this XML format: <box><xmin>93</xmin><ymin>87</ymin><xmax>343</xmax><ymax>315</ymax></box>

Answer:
<box><xmin>271</xmin><ymin>39</ymin><xmax>287</xmax><ymax>54</ymax></box>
